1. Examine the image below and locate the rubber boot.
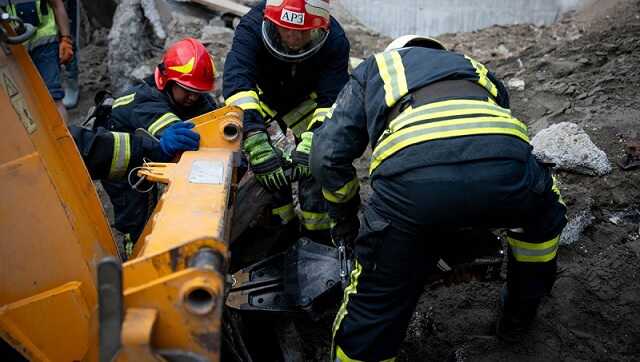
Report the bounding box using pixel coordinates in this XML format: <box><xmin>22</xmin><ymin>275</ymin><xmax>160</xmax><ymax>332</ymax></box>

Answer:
<box><xmin>63</xmin><ymin>77</ymin><xmax>79</xmax><ymax>109</ymax></box>
<box><xmin>495</xmin><ymin>287</ymin><xmax>540</xmax><ymax>343</ymax></box>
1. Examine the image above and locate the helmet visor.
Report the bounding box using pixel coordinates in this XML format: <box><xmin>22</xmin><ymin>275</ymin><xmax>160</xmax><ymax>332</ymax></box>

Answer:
<box><xmin>262</xmin><ymin>20</ymin><xmax>329</xmax><ymax>62</ymax></box>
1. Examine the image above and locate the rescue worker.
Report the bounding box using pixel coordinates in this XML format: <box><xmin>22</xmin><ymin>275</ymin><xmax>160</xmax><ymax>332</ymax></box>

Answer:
<box><xmin>102</xmin><ymin>37</ymin><xmax>217</xmax><ymax>247</ymax></box>
<box><xmin>310</xmin><ymin>35</ymin><xmax>568</xmax><ymax>361</ymax></box>
<box><xmin>3</xmin><ymin>0</ymin><xmax>73</xmax><ymax>120</ymax></box>
<box><xmin>223</xmin><ymin>0</ymin><xmax>350</xmax><ymax>242</ymax></box>
<box><xmin>70</xmin><ymin>122</ymin><xmax>199</xmax><ymax>180</ymax></box>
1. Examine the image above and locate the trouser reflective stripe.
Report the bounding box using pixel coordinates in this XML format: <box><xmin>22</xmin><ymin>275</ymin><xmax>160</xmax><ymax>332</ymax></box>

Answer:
<box><xmin>331</xmin><ymin>261</ymin><xmax>363</xmax><ymax>357</ymax></box>
<box><xmin>272</xmin><ymin>203</ymin><xmax>296</xmax><ymax>224</ymax></box>
<box><xmin>307</xmin><ymin>107</ymin><xmax>331</xmax><ymax>130</ymax></box>
<box><xmin>300</xmin><ymin>210</ymin><xmax>331</xmax><ymax>231</ymax></box>
<box><xmin>507</xmin><ymin>234</ymin><xmax>560</xmax><ymax>263</ymax></box>
<box><xmin>370</xmin><ymin>116</ymin><xmax>529</xmax><ymax>173</ymax></box>
<box><xmin>109</xmin><ymin>132</ymin><xmax>131</xmax><ymax>179</ymax></box>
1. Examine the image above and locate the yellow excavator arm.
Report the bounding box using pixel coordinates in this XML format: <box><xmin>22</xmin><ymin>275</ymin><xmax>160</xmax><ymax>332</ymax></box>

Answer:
<box><xmin>0</xmin><ymin>16</ymin><xmax>241</xmax><ymax>361</ymax></box>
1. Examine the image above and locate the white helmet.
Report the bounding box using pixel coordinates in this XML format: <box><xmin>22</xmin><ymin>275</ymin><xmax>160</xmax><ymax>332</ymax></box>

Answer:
<box><xmin>385</xmin><ymin>35</ymin><xmax>446</xmax><ymax>52</ymax></box>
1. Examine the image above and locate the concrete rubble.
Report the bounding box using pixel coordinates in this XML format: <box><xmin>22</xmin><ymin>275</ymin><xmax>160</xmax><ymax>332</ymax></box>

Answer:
<box><xmin>108</xmin><ymin>0</ymin><xmax>234</xmax><ymax>96</ymax></box>
<box><xmin>531</xmin><ymin>121</ymin><xmax>612</xmax><ymax>176</ymax></box>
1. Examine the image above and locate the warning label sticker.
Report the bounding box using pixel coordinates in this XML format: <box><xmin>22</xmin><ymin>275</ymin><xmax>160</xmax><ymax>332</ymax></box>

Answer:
<box><xmin>1</xmin><ymin>66</ymin><xmax>37</xmax><ymax>134</ymax></box>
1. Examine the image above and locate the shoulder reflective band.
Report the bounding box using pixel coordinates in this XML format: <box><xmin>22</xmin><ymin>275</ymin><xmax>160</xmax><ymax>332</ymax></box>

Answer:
<box><xmin>112</xmin><ymin>93</ymin><xmax>135</xmax><ymax>109</ymax></box>
<box><xmin>370</xmin><ymin>116</ymin><xmax>529</xmax><ymax>174</ymax></box>
<box><xmin>387</xmin><ymin>99</ymin><xmax>512</xmax><ymax>134</ymax></box>
<box><xmin>322</xmin><ymin>176</ymin><xmax>359</xmax><ymax>204</ymax></box>
<box><xmin>375</xmin><ymin>50</ymin><xmax>408</xmax><ymax>107</ymax></box>
<box><xmin>225</xmin><ymin>90</ymin><xmax>266</xmax><ymax>117</ymax></box>
<box><xmin>109</xmin><ymin>132</ymin><xmax>131</xmax><ymax>179</ymax></box>
<box><xmin>465</xmin><ymin>55</ymin><xmax>499</xmax><ymax>99</ymax></box>
<box><xmin>147</xmin><ymin>112</ymin><xmax>180</xmax><ymax>136</ymax></box>
<box><xmin>507</xmin><ymin>235</ymin><xmax>559</xmax><ymax>263</ymax></box>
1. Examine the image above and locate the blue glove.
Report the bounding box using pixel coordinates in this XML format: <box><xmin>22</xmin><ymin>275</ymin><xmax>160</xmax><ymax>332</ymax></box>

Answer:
<box><xmin>159</xmin><ymin>122</ymin><xmax>200</xmax><ymax>157</ymax></box>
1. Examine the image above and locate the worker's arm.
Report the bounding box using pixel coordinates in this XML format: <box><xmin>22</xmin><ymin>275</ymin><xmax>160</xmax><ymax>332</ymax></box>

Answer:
<box><xmin>47</xmin><ymin>0</ymin><xmax>70</xmax><ymax>37</ymax></box>
<box><xmin>70</xmin><ymin>126</ymin><xmax>154</xmax><ymax>180</ymax></box>
<box><xmin>310</xmin><ymin>73</ymin><xmax>369</xmax><ymax>205</ymax></box>
<box><xmin>307</xmin><ymin>24</ymin><xmax>350</xmax><ymax>131</ymax></box>
<box><xmin>70</xmin><ymin>123</ymin><xmax>200</xmax><ymax>180</ymax></box>
<box><xmin>222</xmin><ymin>5</ymin><xmax>265</xmax><ymax>134</ymax></box>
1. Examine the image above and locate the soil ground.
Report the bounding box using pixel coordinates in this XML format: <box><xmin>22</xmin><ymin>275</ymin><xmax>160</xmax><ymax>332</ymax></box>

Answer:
<box><xmin>70</xmin><ymin>0</ymin><xmax>640</xmax><ymax>360</ymax></box>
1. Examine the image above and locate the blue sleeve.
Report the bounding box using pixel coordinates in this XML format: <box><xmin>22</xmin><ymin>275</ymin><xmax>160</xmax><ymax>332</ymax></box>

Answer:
<box><xmin>222</xmin><ymin>6</ymin><xmax>265</xmax><ymax>134</ymax></box>
<box><xmin>311</xmin><ymin>71</ymin><xmax>369</xmax><ymax>196</ymax></box>
<box><xmin>315</xmin><ymin>32</ymin><xmax>350</xmax><ymax>108</ymax></box>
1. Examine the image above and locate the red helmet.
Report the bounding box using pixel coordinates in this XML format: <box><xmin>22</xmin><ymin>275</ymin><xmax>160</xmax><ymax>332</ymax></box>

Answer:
<box><xmin>262</xmin><ymin>0</ymin><xmax>331</xmax><ymax>62</ymax></box>
<box><xmin>154</xmin><ymin>38</ymin><xmax>216</xmax><ymax>93</ymax></box>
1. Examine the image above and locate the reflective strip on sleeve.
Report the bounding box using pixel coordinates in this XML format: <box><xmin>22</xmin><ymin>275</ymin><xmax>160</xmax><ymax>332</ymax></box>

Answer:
<box><xmin>109</xmin><ymin>132</ymin><xmax>131</xmax><ymax>179</ymax></box>
<box><xmin>465</xmin><ymin>55</ymin><xmax>499</xmax><ymax>99</ymax></box>
<box><xmin>322</xmin><ymin>176</ymin><xmax>359</xmax><ymax>204</ymax></box>
<box><xmin>551</xmin><ymin>175</ymin><xmax>565</xmax><ymax>206</ymax></box>
<box><xmin>300</xmin><ymin>210</ymin><xmax>332</xmax><ymax>231</ymax></box>
<box><xmin>307</xmin><ymin>107</ymin><xmax>331</xmax><ymax>130</ymax></box>
<box><xmin>370</xmin><ymin>116</ymin><xmax>529</xmax><ymax>174</ymax></box>
<box><xmin>112</xmin><ymin>93</ymin><xmax>135</xmax><ymax>109</ymax></box>
<box><xmin>225</xmin><ymin>90</ymin><xmax>267</xmax><ymax>117</ymax></box>
<box><xmin>374</xmin><ymin>50</ymin><xmax>409</xmax><ymax>107</ymax></box>
<box><xmin>147</xmin><ymin>113</ymin><xmax>180</xmax><ymax>136</ymax></box>
<box><xmin>387</xmin><ymin>99</ymin><xmax>512</xmax><ymax>134</ymax></box>
<box><xmin>272</xmin><ymin>203</ymin><xmax>297</xmax><ymax>224</ymax></box>
<box><xmin>507</xmin><ymin>235</ymin><xmax>559</xmax><ymax>263</ymax></box>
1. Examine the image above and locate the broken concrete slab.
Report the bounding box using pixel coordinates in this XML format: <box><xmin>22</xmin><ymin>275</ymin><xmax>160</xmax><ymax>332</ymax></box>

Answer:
<box><xmin>560</xmin><ymin>209</ymin><xmax>595</xmax><ymax>246</ymax></box>
<box><xmin>531</xmin><ymin>122</ymin><xmax>612</xmax><ymax>176</ymax></box>
<box><xmin>108</xmin><ymin>0</ymin><xmax>225</xmax><ymax>94</ymax></box>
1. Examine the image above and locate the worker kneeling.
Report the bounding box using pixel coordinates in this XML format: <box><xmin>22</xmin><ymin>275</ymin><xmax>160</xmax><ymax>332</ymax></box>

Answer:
<box><xmin>311</xmin><ymin>35</ymin><xmax>567</xmax><ymax>361</ymax></box>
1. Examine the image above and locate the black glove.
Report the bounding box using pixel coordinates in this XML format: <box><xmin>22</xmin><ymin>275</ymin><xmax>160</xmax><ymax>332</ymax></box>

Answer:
<box><xmin>328</xmin><ymin>193</ymin><xmax>361</xmax><ymax>246</ymax></box>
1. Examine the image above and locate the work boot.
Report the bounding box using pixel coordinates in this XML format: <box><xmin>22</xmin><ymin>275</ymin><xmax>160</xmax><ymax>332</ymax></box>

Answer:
<box><xmin>63</xmin><ymin>78</ymin><xmax>79</xmax><ymax>109</ymax></box>
<box><xmin>495</xmin><ymin>287</ymin><xmax>539</xmax><ymax>343</ymax></box>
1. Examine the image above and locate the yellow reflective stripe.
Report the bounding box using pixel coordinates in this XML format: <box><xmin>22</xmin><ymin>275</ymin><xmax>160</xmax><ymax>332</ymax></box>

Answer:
<box><xmin>388</xmin><ymin>99</ymin><xmax>512</xmax><ymax>133</ymax></box>
<box><xmin>300</xmin><ymin>210</ymin><xmax>331</xmax><ymax>231</ymax></box>
<box><xmin>335</xmin><ymin>346</ymin><xmax>395</xmax><ymax>362</ymax></box>
<box><xmin>225</xmin><ymin>90</ymin><xmax>267</xmax><ymax>117</ymax></box>
<box><xmin>375</xmin><ymin>50</ymin><xmax>408</xmax><ymax>107</ymax></box>
<box><xmin>370</xmin><ymin>117</ymin><xmax>529</xmax><ymax>174</ymax></box>
<box><xmin>259</xmin><ymin>100</ymin><xmax>277</xmax><ymax>118</ymax></box>
<box><xmin>109</xmin><ymin>132</ymin><xmax>131</xmax><ymax>179</ymax></box>
<box><xmin>147</xmin><ymin>113</ymin><xmax>180</xmax><ymax>136</ymax></box>
<box><xmin>112</xmin><ymin>93</ymin><xmax>135</xmax><ymax>109</ymax></box>
<box><xmin>272</xmin><ymin>203</ymin><xmax>296</xmax><ymax>223</ymax></box>
<box><xmin>507</xmin><ymin>235</ymin><xmax>559</xmax><ymax>262</ymax></box>
<box><xmin>551</xmin><ymin>175</ymin><xmax>565</xmax><ymax>206</ymax></box>
<box><xmin>307</xmin><ymin>107</ymin><xmax>331</xmax><ymax>130</ymax></box>
<box><xmin>322</xmin><ymin>176</ymin><xmax>359</xmax><ymax>204</ymax></box>
<box><xmin>332</xmin><ymin>261</ymin><xmax>362</xmax><ymax>340</ymax></box>
<box><xmin>465</xmin><ymin>55</ymin><xmax>498</xmax><ymax>98</ymax></box>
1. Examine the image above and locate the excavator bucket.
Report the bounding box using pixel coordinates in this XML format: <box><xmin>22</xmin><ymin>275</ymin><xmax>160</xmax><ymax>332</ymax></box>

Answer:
<box><xmin>0</xmin><ymin>16</ymin><xmax>242</xmax><ymax>361</ymax></box>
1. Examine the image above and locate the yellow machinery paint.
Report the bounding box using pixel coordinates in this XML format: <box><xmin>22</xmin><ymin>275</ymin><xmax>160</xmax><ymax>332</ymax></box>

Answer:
<box><xmin>0</xmin><ymin>20</ymin><xmax>242</xmax><ymax>361</ymax></box>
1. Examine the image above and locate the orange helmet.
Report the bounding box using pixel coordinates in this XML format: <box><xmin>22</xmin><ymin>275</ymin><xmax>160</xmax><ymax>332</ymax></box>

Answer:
<box><xmin>154</xmin><ymin>38</ymin><xmax>216</xmax><ymax>93</ymax></box>
<box><xmin>262</xmin><ymin>0</ymin><xmax>331</xmax><ymax>62</ymax></box>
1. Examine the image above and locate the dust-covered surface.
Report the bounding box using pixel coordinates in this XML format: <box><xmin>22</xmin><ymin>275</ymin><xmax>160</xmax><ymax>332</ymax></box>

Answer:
<box><xmin>71</xmin><ymin>0</ymin><xmax>640</xmax><ymax>360</ymax></box>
